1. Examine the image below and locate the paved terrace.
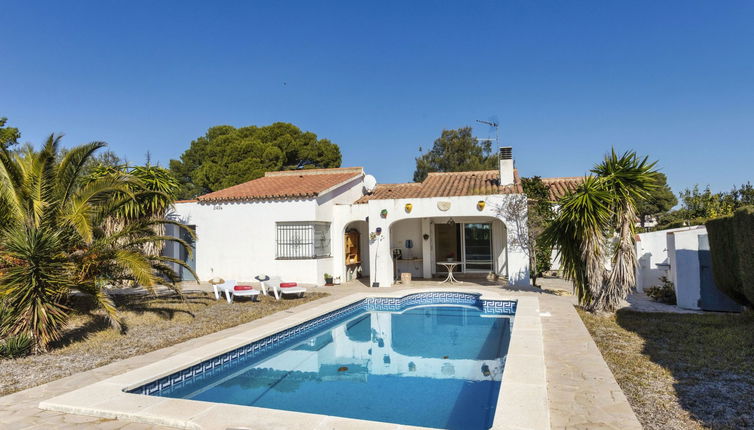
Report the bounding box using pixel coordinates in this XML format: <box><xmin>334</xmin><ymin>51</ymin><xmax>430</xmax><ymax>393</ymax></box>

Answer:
<box><xmin>0</xmin><ymin>278</ymin><xmax>641</xmax><ymax>430</ymax></box>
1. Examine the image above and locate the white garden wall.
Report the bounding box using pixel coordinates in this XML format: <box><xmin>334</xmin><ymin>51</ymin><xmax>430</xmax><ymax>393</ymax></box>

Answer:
<box><xmin>667</xmin><ymin>226</ymin><xmax>707</xmax><ymax>310</ymax></box>
<box><xmin>635</xmin><ymin>226</ymin><xmax>699</xmax><ymax>292</ymax></box>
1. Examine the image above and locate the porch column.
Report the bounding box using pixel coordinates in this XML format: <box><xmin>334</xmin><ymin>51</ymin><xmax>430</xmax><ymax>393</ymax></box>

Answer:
<box><xmin>421</xmin><ymin>218</ymin><xmax>432</xmax><ymax>278</ymax></box>
<box><xmin>368</xmin><ymin>208</ymin><xmax>393</xmax><ymax>287</ymax></box>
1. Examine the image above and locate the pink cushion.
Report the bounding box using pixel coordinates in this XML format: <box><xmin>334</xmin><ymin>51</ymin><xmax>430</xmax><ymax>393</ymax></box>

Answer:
<box><xmin>280</xmin><ymin>282</ymin><xmax>298</xmax><ymax>288</ymax></box>
<box><xmin>234</xmin><ymin>285</ymin><xmax>254</xmax><ymax>291</ymax></box>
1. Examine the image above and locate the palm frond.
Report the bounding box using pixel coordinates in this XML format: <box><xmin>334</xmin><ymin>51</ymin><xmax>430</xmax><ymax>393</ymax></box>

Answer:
<box><xmin>113</xmin><ymin>250</ymin><xmax>158</xmax><ymax>289</ymax></box>
<box><xmin>56</xmin><ymin>141</ymin><xmax>107</xmax><ymax>206</ymax></box>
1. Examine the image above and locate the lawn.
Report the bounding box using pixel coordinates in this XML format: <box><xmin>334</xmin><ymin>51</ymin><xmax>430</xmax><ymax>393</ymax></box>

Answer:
<box><xmin>0</xmin><ymin>290</ymin><xmax>327</xmax><ymax>396</ymax></box>
<box><xmin>580</xmin><ymin>308</ymin><xmax>754</xmax><ymax>430</ymax></box>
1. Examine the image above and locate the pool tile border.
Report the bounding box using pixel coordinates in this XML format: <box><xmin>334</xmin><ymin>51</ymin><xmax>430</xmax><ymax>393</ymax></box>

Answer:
<box><xmin>38</xmin><ymin>288</ymin><xmax>547</xmax><ymax>430</ymax></box>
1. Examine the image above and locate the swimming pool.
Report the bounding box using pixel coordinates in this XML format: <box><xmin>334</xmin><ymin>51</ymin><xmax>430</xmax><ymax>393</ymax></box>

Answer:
<box><xmin>130</xmin><ymin>293</ymin><xmax>515</xmax><ymax>430</ymax></box>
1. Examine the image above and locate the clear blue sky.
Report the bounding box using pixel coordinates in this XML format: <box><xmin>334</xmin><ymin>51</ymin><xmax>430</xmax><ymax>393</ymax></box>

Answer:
<box><xmin>2</xmin><ymin>1</ymin><xmax>753</xmax><ymax>194</ymax></box>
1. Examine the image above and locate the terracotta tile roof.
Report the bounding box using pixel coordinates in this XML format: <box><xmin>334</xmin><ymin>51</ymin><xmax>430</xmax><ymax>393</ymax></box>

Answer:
<box><xmin>197</xmin><ymin>167</ymin><xmax>363</xmax><ymax>202</ymax></box>
<box><xmin>354</xmin><ymin>171</ymin><xmax>584</xmax><ymax>204</ymax></box>
<box><xmin>354</xmin><ymin>170</ymin><xmax>523</xmax><ymax>204</ymax></box>
<box><xmin>541</xmin><ymin>176</ymin><xmax>583</xmax><ymax>200</ymax></box>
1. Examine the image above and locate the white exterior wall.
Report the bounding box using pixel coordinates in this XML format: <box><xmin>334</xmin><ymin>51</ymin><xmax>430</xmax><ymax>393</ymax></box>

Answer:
<box><xmin>173</xmin><ymin>175</ymin><xmax>530</xmax><ymax>288</ymax></box>
<box><xmin>667</xmin><ymin>226</ymin><xmax>707</xmax><ymax>310</ymax></box>
<box><xmin>390</xmin><ymin>219</ymin><xmax>424</xmax><ymax>278</ymax></box>
<box><xmin>172</xmin><ymin>176</ymin><xmax>365</xmax><ymax>285</ymax></box>
<box><xmin>365</xmin><ymin>194</ymin><xmax>530</xmax><ymax>287</ymax></box>
<box><xmin>635</xmin><ymin>226</ymin><xmax>699</xmax><ymax>291</ymax></box>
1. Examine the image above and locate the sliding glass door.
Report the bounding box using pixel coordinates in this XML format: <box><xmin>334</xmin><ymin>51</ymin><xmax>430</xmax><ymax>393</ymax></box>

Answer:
<box><xmin>434</xmin><ymin>222</ymin><xmax>493</xmax><ymax>273</ymax></box>
<box><xmin>463</xmin><ymin>223</ymin><xmax>492</xmax><ymax>272</ymax></box>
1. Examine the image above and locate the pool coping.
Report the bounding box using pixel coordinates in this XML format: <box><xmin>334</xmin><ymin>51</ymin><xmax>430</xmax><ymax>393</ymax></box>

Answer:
<box><xmin>38</xmin><ymin>288</ymin><xmax>548</xmax><ymax>430</ymax></box>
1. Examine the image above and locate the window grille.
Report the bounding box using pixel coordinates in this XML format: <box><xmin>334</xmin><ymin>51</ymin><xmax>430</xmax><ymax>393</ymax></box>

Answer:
<box><xmin>276</xmin><ymin>222</ymin><xmax>331</xmax><ymax>259</ymax></box>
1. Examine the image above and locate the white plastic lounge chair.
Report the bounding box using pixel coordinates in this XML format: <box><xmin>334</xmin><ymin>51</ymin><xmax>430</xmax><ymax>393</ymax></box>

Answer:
<box><xmin>213</xmin><ymin>280</ymin><xmax>260</xmax><ymax>303</ymax></box>
<box><xmin>257</xmin><ymin>275</ymin><xmax>306</xmax><ymax>300</ymax></box>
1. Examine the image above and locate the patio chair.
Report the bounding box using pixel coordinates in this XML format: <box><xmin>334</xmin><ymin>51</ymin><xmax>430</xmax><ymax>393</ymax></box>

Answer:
<box><xmin>256</xmin><ymin>275</ymin><xmax>306</xmax><ymax>300</ymax></box>
<box><xmin>213</xmin><ymin>280</ymin><xmax>260</xmax><ymax>304</ymax></box>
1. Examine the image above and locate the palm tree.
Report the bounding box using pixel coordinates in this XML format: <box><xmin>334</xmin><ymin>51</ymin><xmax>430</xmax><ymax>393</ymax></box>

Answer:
<box><xmin>591</xmin><ymin>150</ymin><xmax>657</xmax><ymax>311</ymax></box>
<box><xmin>0</xmin><ymin>136</ymin><xmax>196</xmax><ymax>351</ymax></box>
<box><xmin>543</xmin><ymin>176</ymin><xmax>612</xmax><ymax>308</ymax></box>
<box><xmin>544</xmin><ymin>150</ymin><xmax>657</xmax><ymax>312</ymax></box>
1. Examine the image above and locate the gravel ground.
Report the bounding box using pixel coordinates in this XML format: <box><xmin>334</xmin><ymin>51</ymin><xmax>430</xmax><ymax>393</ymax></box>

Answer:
<box><xmin>0</xmin><ymin>291</ymin><xmax>327</xmax><ymax>396</ymax></box>
<box><xmin>580</xmin><ymin>308</ymin><xmax>754</xmax><ymax>430</ymax></box>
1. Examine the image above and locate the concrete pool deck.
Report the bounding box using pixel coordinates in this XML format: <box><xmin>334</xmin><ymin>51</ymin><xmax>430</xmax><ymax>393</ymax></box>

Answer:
<box><xmin>0</xmin><ymin>280</ymin><xmax>641</xmax><ymax>430</ymax></box>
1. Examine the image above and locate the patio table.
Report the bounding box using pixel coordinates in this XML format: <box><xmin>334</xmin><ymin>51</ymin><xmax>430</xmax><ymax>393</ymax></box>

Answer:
<box><xmin>436</xmin><ymin>261</ymin><xmax>462</xmax><ymax>283</ymax></box>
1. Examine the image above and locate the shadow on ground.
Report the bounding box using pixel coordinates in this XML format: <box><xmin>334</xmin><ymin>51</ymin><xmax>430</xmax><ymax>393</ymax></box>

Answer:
<box><xmin>52</xmin><ymin>292</ymin><xmax>211</xmax><ymax>350</ymax></box>
<box><xmin>615</xmin><ymin>309</ymin><xmax>754</xmax><ymax>429</ymax></box>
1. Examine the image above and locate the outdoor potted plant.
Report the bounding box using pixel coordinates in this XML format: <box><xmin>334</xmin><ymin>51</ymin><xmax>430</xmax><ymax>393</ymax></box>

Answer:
<box><xmin>324</xmin><ymin>273</ymin><xmax>334</xmax><ymax>286</ymax></box>
<box><xmin>446</xmin><ymin>252</ymin><xmax>455</xmax><ymax>262</ymax></box>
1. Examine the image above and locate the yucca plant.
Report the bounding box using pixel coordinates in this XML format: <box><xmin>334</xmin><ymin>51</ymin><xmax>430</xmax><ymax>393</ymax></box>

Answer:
<box><xmin>0</xmin><ymin>333</ymin><xmax>33</xmax><ymax>358</ymax></box>
<box><xmin>543</xmin><ymin>176</ymin><xmax>612</xmax><ymax>308</ymax></box>
<box><xmin>544</xmin><ymin>149</ymin><xmax>658</xmax><ymax>312</ymax></box>
<box><xmin>0</xmin><ymin>135</ymin><xmax>196</xmax><ymax>351</ymax></box>
<box><xmin>591</xmin><ymin>149</ymin><xmax>657</xmax><ymax>311</ymax></box>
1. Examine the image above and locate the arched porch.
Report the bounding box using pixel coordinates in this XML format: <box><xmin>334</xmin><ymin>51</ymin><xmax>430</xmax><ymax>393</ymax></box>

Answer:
<box><xmin>341</xmin><ymin>220</ymin><xmax>370</xmax><ymax>283</ymax></box>
<box><xmin>387</xmin><ymin>216</ymin><xmax>508</xmax><ymax>283</ymax></box>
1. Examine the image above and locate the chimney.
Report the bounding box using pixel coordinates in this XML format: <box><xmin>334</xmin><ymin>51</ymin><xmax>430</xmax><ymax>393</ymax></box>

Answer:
<box><xmin>499</xmin><ymin>146</ymin><xmax>514</xmax><ymax>186</ymax></box>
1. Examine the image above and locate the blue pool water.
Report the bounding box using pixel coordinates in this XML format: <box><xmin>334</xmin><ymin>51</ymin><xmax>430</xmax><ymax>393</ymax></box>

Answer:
<box><xmin>133</xmin><ymin>295</ymin><xmax>514</xmax><ymax>429</ymax></box>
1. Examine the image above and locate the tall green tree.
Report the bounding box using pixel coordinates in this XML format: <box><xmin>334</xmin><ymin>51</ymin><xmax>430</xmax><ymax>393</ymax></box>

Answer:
<box><xmin>543</xmin><ymin>150</ymin><xmax>658</xmax><ymax>312</ymax></box>
<box><xmin>413</xmin><ymin>127</ymin><xmax>496</xmax><ymax>182</ymax></box>
<box><xmin>679</xmin><ymin>185</ymin><xmax>734</xmax><ymax>219</ymax></box>
<box><xmin>0</xmin><ymin>117</ymin><xmax>20</xmax><ymax>149</ymax></box>
<box><xmin>731</xmin><ymin>182</ymin><xmax>754</xmax><ymax>208</ymax></box>
<box><xmin>523</xmin><ymin>177</ymin><xmax>556</xmax><ymax>286</ymax></box>
<box><xmin>170</xmin><ymin>123</ymin><xmax>342</xmax><ymax>199</ymax></box>
<box><xmin>635</xmin><ymin>172</ymin><xmax>677</xmax><ymax>227</ymax></box>
<box><xmin>0</xmin><ymin>136</ymin><xmax>195</xmax><ymax>351</ymax></box>
<box><xmin>656</xmin><ymin>182</ymin><xmax>754</xmax><ymax>229</ymax></box>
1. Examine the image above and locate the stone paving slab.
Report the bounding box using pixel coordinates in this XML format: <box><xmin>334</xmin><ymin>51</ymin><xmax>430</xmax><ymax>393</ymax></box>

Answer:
<box><xmin>540</xmin><ymin>296</ymin><xmax>642</xmax><ymax>430</ymax></box>
<box><xmin>0</xmin><ymin>280</ymin><xmax>641</xmax><ymax>429</ymax></box>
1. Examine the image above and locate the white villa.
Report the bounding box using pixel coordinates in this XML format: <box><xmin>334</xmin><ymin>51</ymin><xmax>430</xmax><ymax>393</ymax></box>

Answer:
<box><xmin>168</xmin><ymin>148</ymin><xmax>579</xmax><ymax>288</ymax></box>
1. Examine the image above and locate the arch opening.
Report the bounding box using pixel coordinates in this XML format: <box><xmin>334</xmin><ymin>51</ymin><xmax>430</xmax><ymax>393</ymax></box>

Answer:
<box><xmin>342</xmin><ymin>220</ymin><xmax>369</xmax><ymax>284</ymax></box>
<box><xmin>387</xmin><ymin>216</ymin><xmax>508</xmax><ymax>284</ymax></box>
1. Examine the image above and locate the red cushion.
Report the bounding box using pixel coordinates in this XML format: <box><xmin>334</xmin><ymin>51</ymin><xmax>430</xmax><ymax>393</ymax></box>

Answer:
<box><xmin>234</xmin><ymin>285</ymin><xmax>254</xmax><ymax>291</ymax></box>
<box><xmin>280</xmin><ymin>282</ymin><xmax>298</xmax><ymax>288</ymax></box>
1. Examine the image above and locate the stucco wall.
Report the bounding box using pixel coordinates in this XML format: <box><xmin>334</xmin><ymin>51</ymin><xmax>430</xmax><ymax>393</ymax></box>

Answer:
<box><xmin>172</xmin><ymin>176</ymin><xmax>365</xmax><ymax>285</ymax></box>
<box><xmin>668</xmin><ymin>226</ymin><xmax>707</xmax><ymax>310</ymax></box>
<box><xmin>390</xmin><ymin>219</ymin><xmax>424</xmax><ymax>278</ymax></box>
<box><xmin>635</xmin><ymin>226</ymin><xmax>699</xmax><ymax>291</ymax></box>
<box><xmin>171</xmin><ymin>176</ymin><xmax>529</xmax><ymax>288</ymax></box>
<box><xmin>364</xmin><ymin>194</ymin><xmax>530</xmax><ymax>287</ymax></box>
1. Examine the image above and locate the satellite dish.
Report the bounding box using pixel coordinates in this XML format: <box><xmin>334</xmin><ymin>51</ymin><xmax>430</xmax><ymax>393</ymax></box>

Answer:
<box><xmin>363</xmin><ymin>174</ymin><xmax>377</xmax><ymax>193</ymax></box>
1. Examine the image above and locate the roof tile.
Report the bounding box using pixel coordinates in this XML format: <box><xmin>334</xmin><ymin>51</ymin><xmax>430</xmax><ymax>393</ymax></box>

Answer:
<box><xmin>540</xmin><ymin>176</ymin><xmax>583</xmax><ymax>200</ymax></box>
<box><xmin>354</xmin><ymin>171</ymin><xmax>583</xmax><ymax>203</ymax></box>
<box><xmin>197</xmin><ymin>167</ymin><xmax>363</xmax><ymax>202</ymax></box>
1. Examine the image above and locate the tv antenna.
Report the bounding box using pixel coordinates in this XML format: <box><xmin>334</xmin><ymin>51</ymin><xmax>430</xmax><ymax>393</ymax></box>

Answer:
<box><xmin>475</xmin><ymin>118</ymin><xmax>500</xmax><ymax>154</ymax></box>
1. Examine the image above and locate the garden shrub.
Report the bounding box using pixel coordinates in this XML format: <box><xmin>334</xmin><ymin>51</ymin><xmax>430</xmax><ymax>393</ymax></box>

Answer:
<box><xmin>733</xmin><ymin>207</ymin><xmax>754</xmax><ymax>305</ymax></box>
<box><xmin>706</xmin><ymin>207</ymin><xmax>754</xmax><ymax>307</ymax></box>
<box><xmin>0</xmin><ymin>333</ymin><xmax>32</xmax><ymax>358</ymax></box>
<box><xmin>645</xmin><ymin>276</ymin><xmax>676</xmax><ymax>304</ymax></box>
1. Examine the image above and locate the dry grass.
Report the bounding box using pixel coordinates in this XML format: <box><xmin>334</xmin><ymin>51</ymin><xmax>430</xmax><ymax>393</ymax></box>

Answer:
<box><xmin>0</xmin><ymin>291</ymin><xmax>328</xmax><ymax>396</ymax></box>
<box><xmin>579</xmin><ymin>308</ymin><xmax>754</xmax><ymax>430</ymax></box>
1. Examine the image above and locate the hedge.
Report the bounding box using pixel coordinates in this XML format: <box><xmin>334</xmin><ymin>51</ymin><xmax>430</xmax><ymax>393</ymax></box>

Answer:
<box><xmin>706</xmin><ymin>207</ymin><xmax>754</xmax><ymax>307</ymax></box>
